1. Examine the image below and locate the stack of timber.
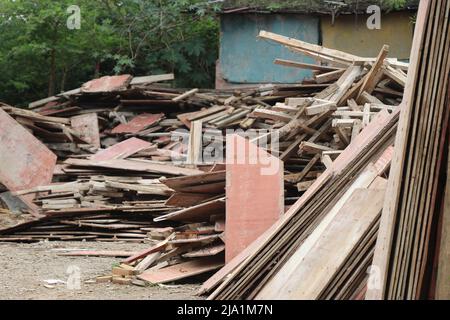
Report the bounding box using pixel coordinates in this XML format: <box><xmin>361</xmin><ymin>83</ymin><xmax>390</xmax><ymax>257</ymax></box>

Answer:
<box><xmin>0</xmin><ymin>32</ymin><xmax>409</xmax><ymax>287</ymax></box>
<box><xmin>203</xmin><ymin>1</ymin><xmax>449</xmax><ymax>300</ymax></box>
<box><xmin>368</xmin><ymin>0</ymin><xmax>450</xmax><ymax>300</ymax></box>
<box><xmin>200</xmin><ymin>32</ymin><xmax>412</xmax><ymax>298</ymax></box>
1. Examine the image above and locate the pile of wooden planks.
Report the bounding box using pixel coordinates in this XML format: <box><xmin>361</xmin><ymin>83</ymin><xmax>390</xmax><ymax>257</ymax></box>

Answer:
<box><xmin>368</xmin><ymin>0</ymin><xmax>450</xmax><ymax>300</ymax></box>
<box><xmin>203</xmin><ymin>1</ymin><xmax>449</xmax><ymax>300</ymax></box>
<box><xmin>0</xmin><ymin>32</ymin><xmax>410</xmax><ymax>287</ymax></box>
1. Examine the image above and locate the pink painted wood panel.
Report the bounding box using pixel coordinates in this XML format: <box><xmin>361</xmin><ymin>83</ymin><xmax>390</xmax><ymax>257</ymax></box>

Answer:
<box><xmin>70</xmin><ymin>113</ymin><xmax>100</xmax><ymax>147</ymax></box>
<box><xmin>91</xmin><ymin>137</ymin><xmax>153</xmax><ymax>161</ymax></box>
<box><xmin>81</xmin><ymin>74</ymin><xmax>132</xmax><ymax>93</ymax></box>
<box><xmin>0</xmin><ymin>108</ymin><xmax>57</xmax><ymax>213</ymax></box>
<box><xmin>111</xmin><ymin>113</ymin><xmax>164</xmax><ymax>134</ymax></box>
<box><xmin>225</xmin><ymin>134</ymin><xmax>284</xmax><ymax>263</ymax></box>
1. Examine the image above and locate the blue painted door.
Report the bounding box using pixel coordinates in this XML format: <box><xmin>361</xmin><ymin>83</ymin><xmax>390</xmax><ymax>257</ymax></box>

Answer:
<box><xmin>220</xmin><ymin>13</ymin><xmax>320</xmax><ymax>84</ymax></box>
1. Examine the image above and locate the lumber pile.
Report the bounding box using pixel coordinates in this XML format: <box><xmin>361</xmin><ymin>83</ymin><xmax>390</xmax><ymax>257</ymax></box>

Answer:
<box><xmin>368</xmin><ymin>0</ymin><xmax>450</xmax><ymax>300</ymax></box>
<box><xmin>203</xmin><ymin>1</ymin><xmax>449</xmax><ymax>301</ymax></box>
<box><xmin>0</xmin><ymin>31</ymin><xmax>409</xmax><ymax>287</ymax></box>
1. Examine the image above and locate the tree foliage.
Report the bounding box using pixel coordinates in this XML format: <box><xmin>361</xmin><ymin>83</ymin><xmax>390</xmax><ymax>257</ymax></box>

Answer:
<box><xmin>0</xmin><ymin>0</ymin><xmax>220</xmax><ymax>106</ymax></box>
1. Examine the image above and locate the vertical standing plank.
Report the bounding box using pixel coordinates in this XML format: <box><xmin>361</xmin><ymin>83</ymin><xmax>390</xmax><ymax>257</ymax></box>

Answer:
<box><xmin>366</xmin><ymin>0</ymin><xmax>432</xmax><ymax>300</ymax></box>
<box><xmin>225</xmin><ymin>134</ymin><xmax>284</xmax><ymax>263</ymax></box>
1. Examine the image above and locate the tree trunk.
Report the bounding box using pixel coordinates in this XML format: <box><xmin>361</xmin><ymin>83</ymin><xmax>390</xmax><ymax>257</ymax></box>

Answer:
<box><xmin>48</xmin><ymin>48</ymin><xmax>56</xmax><ymax>97</ymax></box>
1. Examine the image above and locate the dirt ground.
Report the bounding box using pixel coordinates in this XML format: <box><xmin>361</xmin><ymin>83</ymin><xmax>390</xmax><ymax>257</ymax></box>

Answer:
<box><xmin>0</xmin><ymin>241</ymin><xmax>204</xmax><ymax>300</ymax></box>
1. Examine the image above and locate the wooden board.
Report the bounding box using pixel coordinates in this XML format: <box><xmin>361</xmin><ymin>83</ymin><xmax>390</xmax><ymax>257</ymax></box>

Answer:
<box><xmin>70</xmin><ymin>113</ymin><xmax>101</xmax><ymax>148</ymax></box>
<box><xmin>91</xmin><ymin>137</ymin><xmax>153</xmax><ymax>161</ymax></box>
<box><xmin>138</xmin><ymin>256</ymin><xmax>224</xmax><ymax>284</ymax></box>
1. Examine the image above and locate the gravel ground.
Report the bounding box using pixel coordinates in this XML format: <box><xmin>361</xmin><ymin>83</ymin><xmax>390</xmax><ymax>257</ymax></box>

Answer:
<box><xmin>0</xmin><ymin>241</ymin><xmax>204</xmax><ymax>300</ymax></box>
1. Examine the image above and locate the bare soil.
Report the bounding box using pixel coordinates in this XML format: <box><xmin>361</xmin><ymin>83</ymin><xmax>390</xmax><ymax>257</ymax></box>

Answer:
<box><xmin>0</xmin><ymin>241</ymin><xmax>203</xmax><ymax>300</ymax></box>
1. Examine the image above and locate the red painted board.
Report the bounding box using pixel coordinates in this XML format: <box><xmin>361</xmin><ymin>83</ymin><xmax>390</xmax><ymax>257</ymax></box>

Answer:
<box><xmin>0</xmin><ymin>108</ymin><xmax>57</xmax><ymax>213</ymax></box>
<box><xmin>91</xmin><ymin>137</ymin><xmax>153</xmax><ymax>161</ymax></box>
<box><xmin>81</xmin><ymin>74</ymin><xmax>132</xmax><ymax>93</ymax></box>
<box><xmin>70</xmin><ymin>113</ymin><xmax>100</xmax><ymax>147</ymax></box>
<box><xmin>111</xmin><ymin>113</ymin><xmax>164</xmax><ymax>134</ymax></box>
<box><xmin>225</xmin><ymin>134</ymin><xmax>284</xmax><ymax>263</ymax></box>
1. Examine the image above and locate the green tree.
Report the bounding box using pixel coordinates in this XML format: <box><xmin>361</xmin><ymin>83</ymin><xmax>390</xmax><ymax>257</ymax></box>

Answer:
<box><xmin>0</xmin><ymin>0</ymin><xmax>220</xmax><ymax>106</ymax></box>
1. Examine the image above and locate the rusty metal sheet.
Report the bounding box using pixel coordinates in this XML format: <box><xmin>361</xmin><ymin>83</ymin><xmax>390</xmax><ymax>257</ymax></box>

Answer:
<box><xmin>70</xmin><ymin>113</ymin><xmax>100</xmax><ymax>147</ymax></box>
<box><xmin>91</xmin><ymin>137</ymin><xmax>153</xmax><ymax>161</ymax></box>
<box><xmin>0</xmin><ymin>108</ymin><xmax>57</xmax><ymax>213</ymax></box>
<box><xmin>111</xmin><ymin>113</ymin><xmax>164</xmax><ymax>134</ymax></box>
<box><xmin>81</xmin><ymin>74</ymin><xmax>132</xmax><ymax>93</ymax></box>
<box><xmin>225</xmin><ymin>134</ymin><xmax>284</xmax><ymax>263</ymax></box>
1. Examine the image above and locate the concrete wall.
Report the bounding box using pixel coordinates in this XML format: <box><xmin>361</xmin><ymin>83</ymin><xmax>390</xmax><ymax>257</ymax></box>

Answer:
<box><xmin>321</xmin><ymin>11</ymin><xmax>414</xmax><ymax>60</ymax></box>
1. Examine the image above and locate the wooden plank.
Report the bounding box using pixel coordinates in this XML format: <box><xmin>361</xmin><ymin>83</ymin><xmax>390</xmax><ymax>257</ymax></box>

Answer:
<box><xmin>225</xmin><ymin>134</ymin><xmax>284</xmax><ymax>262</ymax></box>
<box><xmin>59</xmin><ymin>250</ymin><xmax>138</xmax><ymax>257</ymax></box>
<box><xmin>70</xmin><ymin>113</ymin><xmax>101</xmax><ymax>148</ymax></box>
<box><xmin>259</xmin><ymin>30</ymin><xmax>368</xmax><ymax>64</ymax></box>
<box><xmin>91</xmin><ymin>137</ymin><xmax>153</xmax><ymax>161</ymax></box>
<box><xmin>130</xmin><ymin>73</ymin><xmax>174</xmax><ymax>85</ymax></box>
<box><xmin>256</xmin><ymin>188</ymin><xmax>385</xmax><ymax>299</ymax></box>
<box><xmin>436</xmin><ymin>144</ymin><xmax>450</xmax><ymax>299</ymax></box>
<box><xmin>356</xmin><ymin>45</ymin><xmax>390</xmax><ymax>102</ymax></box>
<box><xmin>64</xmin><ymin>158</ymin><xmax>203</xmax><ymax>176</ymax></box>
<box><xmin>154</xmin><ymin>198</ymin><xmax>225</xmax><ymax>222</ymax></box>
<box><xmin>0</xmin><ymin>108</ymin><xmax>57</xmax><ymax>214</ymax></box>
<box><xmin>172</xmin><ymin>88</ymin><xmax>199</xmax><ymax>102</ymax></box>
<box><xmin>367</xmin><ymin>0</ymin><xmax>435</xmax><ymax>300</ymax></box>
<box><xmin>186</xmin><ymin>120</ymin><xmax>203</xmax><ymax>164</ymax></box>
<box><xmin>138</xmin><ymin>256</ymin><xmax>224</xmax><ymax>284</ymax></box>
<box><xmin>274</xmin><ymin>59</ymin><xmax>341</xmax><ymax>72</ymax></box>
<box><xmin>81</xmin><ymin>74</ymin><xmax>132</xmax><ymax>93</ymax></box>
<box><xmin>111</xmin><ymin>113</ymin><xmax>164</xmax><ymax>134</ymax></box>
